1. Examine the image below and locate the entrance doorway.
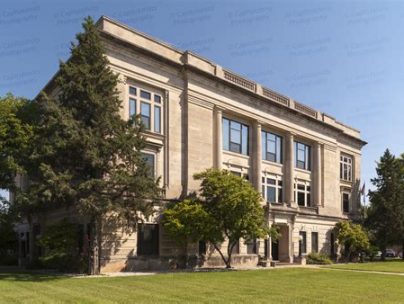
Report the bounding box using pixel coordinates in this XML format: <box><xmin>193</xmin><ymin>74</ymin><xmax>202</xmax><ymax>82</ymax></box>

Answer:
<box><xmin>271</xmin><ymin>240</ymin><xmax>279</xmax><ymax>260</ymax></box>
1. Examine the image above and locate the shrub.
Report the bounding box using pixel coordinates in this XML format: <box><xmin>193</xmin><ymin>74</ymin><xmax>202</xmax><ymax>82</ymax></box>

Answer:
<box><xmin>38</xmin><ymin>220</ymin><xmax>87</xmax><ymax>273</ymax></box>
<box><xmin>307</xmin><ymin>252</ymin><xmax>332</xmax><ymax>265</ymax></box>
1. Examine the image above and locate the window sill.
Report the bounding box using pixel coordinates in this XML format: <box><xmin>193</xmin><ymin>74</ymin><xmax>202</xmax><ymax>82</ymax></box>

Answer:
<box><xmin>262</xmin><ymin>160</ymin><xmax>283</xmax><ymax>168</ymax></box>
<box><xmin>294</xmin><ymin>167</ymin><xmax>312</xmax><ymax>174</ymax></box>
<box><xmin>223</xmin><ymin>150</ymin><xmax>250</xmax><ymax>159</ymax></box>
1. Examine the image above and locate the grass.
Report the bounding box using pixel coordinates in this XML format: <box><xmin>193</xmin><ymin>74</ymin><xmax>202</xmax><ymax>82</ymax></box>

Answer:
<box><xmin>1</xmin><ymin>268</ymin><xmax>404</xmax><ymax>303</ymax></box>
<box><xmin>324</xmin><ymin>259</ymin><xmax>404</xmax><ymax>273</ymax></box>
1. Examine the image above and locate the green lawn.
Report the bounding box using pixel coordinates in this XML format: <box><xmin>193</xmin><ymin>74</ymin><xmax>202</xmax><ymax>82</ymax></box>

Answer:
<box><xmin>1</xmin><ymin>268</ymin><xmax>404</xmax><ymax>303</ymax></box>
<box><xmin>324</xmin><ymin>259</ymin><xmax>404</xmax><ymax>273</ymax></box>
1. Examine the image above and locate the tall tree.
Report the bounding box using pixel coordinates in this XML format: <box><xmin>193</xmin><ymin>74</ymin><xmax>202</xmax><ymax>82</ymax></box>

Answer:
<box><xmin>163</xmin><ymin>169</ymin><xmax>272</xmax><ymax>269</ymax></box>
<box><xmin>0</xmin><ymin>94</ymin><xmax>33</xmax><ymax>193</ymax></box>
<box><xmin>366</xmin><ymin>149</ymin><xmax>401</xmax><ymax>259</ymax></box>
<box><xmin>13</xmin><ymin>17</ymin><xmax>161</xmax><ymax>273</ymax></box>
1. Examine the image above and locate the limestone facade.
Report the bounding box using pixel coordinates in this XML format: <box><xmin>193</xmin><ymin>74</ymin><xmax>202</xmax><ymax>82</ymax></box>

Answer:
<box><xmin>17</xmin><ymin>16</ymin><xmax>366</xmax><ymax>272</ymax></box>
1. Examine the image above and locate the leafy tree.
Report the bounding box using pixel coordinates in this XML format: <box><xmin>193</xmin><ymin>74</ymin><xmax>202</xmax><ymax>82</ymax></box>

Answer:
<box><xmin>7</xmin><ymin>17</ymin><xmax>161</xmax><ymax>274</ymax></box>
<box><xmin>0</xmin><ymin>202</ymin><xmax>18</xmax><ymax>265</ymax></box>
<box><xmin>366</xmin><ymin>149</ymin><xmax>402</xmax><ymax>259</ymax></box>
<box><xmin>37</xmin><ymin>219</ymin><xmax>86</xmax><ymax>272</ymax></box>
<box><xmin>0</xmin><ymin>94</ymin><xmax>33</xmax><ymax>192</ymax></box>
<box><xmin>335</xmin><ymin>220</ymin><xmax>369</xmax><ymax>262</ymax></box>
<box><xmin>163</xmin><ymin>169</ymin><xmax>272</xmax><ymax>269</ymax></box>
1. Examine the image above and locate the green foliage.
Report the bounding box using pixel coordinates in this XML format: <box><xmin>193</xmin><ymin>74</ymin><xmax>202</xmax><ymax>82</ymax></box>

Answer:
<box><xmin>0</xmin><ymin>204</ymin><xmax>18</xmax><ymax>265</ymax></box>
<box><xmin>307</xmin><ymin>252</ymin><xmax>332</xmax><ymax>265</ymax></box>
<box><xmin>38</xmin><ymin>220</ymin><xmax>86</xmax><ymax>272</ymax></box>
<box><xmin>163</xmin><ymin>169</ymin><xmax>270</xmax><ymax>268</ymax></box>
<box><xmin>335</xmin><ymin>220</ymin><xmax>370</xmax><ymax>261</ymax></box>
<box><xmin>366</xmin><ymin>149</ymin><xmax>404</xmax><ymax>258</ymax></box>
<box><xmin>0</xmin><ymin>94</ymin><xmax>33</xmax><ymax>192</ymax></box>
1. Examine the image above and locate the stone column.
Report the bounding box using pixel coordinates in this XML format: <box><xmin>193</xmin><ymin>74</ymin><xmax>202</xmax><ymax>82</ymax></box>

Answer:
<box><xmin>313</xmin><ymin>142</ymin><xmax>322</xmax><ymax>207</ymax></box>
<box><xmin>253</xmin><ymin>121</ymin><xmax>262</xmax><ymax>192</ymax></box>
<box><xmin>215</xmin><ymin>107</ymin><xmax>223</xmax><ymax>169</ymax></box>
<box><xmin>285</xmin><ymin>132</ymin><xmax>296</xmax><ymax>207</ymax></box>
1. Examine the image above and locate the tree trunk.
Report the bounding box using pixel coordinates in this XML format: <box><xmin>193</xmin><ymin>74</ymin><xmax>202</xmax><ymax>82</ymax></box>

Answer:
<box><xmin>213</xmin><ymin>244</ymin><xmax>229</xmax><ymax>269</ymax></box>
<box><xmin>89</xmin><ymin>218</ymin><xmax>102</xmax><ymax>275</ymax></box>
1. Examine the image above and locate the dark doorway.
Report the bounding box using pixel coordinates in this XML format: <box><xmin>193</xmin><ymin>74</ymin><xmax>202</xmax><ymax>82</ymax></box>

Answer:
<box><xmin>271</xmin><ymin>240</ymin><xmax>279</xmax><ymax>260</ymax></box>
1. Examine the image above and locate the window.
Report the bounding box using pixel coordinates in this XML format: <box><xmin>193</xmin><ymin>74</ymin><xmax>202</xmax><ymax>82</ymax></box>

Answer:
<box><xmin>311</xmin><ymin>232</ymin><xmax>318</xmax><ymax>253</ymax></box>
<box><xmin>142</xmin><ymin>153</ymin><xmax>155</xmax><ymax>178</ymax></box>
<box><xmin>295</xmin><ymin>142</ymin><xmax>311</xmax><ymax>170</ymax></box>
<box><xmin>246</xmin><ymin>239</ymin><xmax>257</xmax><ymax>254</ymax></box>
<box><xmin>294</xmin><ymin>181</ymin><xmax>311</xmax><ymax>207</ymax></box>
<box><xmin>128</xmin><ymin>85</ymin><xmax>162</xmax><ymax>134</ymax></box>
<box><xmin>342</xmin><ymin>192</ymin><xmax>350</xmax><ymax>213</ymax></box>
<box><xmin>262</xmin><ymin>131</ymin><xmax>282</xmax><ymax>163</ymax></box>
<box><xmin>141</xmin><ymin>102</ymin><xmax>151</xmax><ymax>130</ymax></box>
<box><xmin>223</xmin><ymin>118</ymin><xmax>249</xmax><ymax>155</ymax></box>
<box><xmin>129</xmin><ymin>98</ymin><xmax>136</xmax><ymax>117</ymax></box>
<box><xmin>154</xmin><ymin>106</ymin><xmax>161</xmax><ymax>133</ymax></box>
<box><xmin>340</xmin><ymin>154</ymin><xmax>353</xmax><ymax>182</ymax></box>
<box><xmin>262</xmin><ymin>175</ymin><xmax>283</xmax><ymax>203</ymax></box>
<box><xmin>299</xmin><ymin>231</ymin><xmax>307</xmax><ymax>256</ymax></box>
<box><xmin>137</xmin><ymin>224</ymin><xmax>159</xmax><ymax>256</ymax></box>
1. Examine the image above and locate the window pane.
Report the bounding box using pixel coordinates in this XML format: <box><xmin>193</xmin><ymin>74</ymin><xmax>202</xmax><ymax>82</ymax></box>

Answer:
<box><xmin>343</xmin><ymin>193</ymin><xmax>350</xmax><ymax>213</ymax></box>
<box><xmin>142</xmin><ymin>153</ymin><xmax>155</xmax><ymax>178</ymax></box>
<box><xmin>267</xmin><ymin>187</ymin><xmax>276</xmax><ymax>202</ymax></box>
<box><xmin>141</xmin><ymin>102</ymin><xmax>151</xmax><ymax>130</ymax></box>
<box><xmin>129</xmin><ymin>98</ymin><xmax>136</xmax><ymax>117</ymax></box>
<box><xmin>223</xmin><ymin>118</ymin><xmax>229</xmax><ymax>151</ymax></box>
<box><xmin>129</xmin><ymin>86</ymin><xmax>137</xmax><ymax>95</ymax></box>
<box><xmin>230</xmin><ymin>127</ymin><xmax>241</xmax><ymax>144</ymax></box>
<box><xmin>297</xmin><ymin>184</ymin><xmax>305</xmax><ymax>190</ymax></box>
<box><xmin>230</xmin><ymin>142</ymin><xmax>241</xmax><ymax>153</ymax></box>
<box><xmin>241</xmin><ymin>125</ymin><xmax>248</xmax><ymax>155</ymax></box>
<box><xmin>267</xmin><ymin>152</ymin><xmax>276</xmax><ymax>162</ymax></box>
<box><xmin>268</xmin><ymin>134</ymin><xmax>276</xmax><ymax>154</ymax></box>
<box><xmin>297</xmin><ymin>192</ymin><xmax>305</xmax><ymax>206</ymax></box>
<box><xmin>140</xmin><ymin>90</ymin><xmax>151</xmax><ymax>100</ymax></box>
<box><xmin>306</xmin><ymin>146</ymin><xmax>311</xmax><ymax>170</ymax></box>
<box><xmin>267</xmin><ymin>178</ymin><xmax>276</xmax><ymax>185</ymax></box>
<box><xmin>154</xmin><ymin>95</ymin><xmax>161</xmax><ymax>103</ymax></box>
<box><xmin>154</xmin><ymin>106</ymin><xmax>161</xmax><ymax>133</ymax></box>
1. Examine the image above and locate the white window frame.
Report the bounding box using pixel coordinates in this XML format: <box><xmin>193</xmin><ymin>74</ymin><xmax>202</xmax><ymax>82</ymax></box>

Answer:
<box><xmin>262</xmin><ymin>173</ymin><xmax>283</xmax><ymax>203</ymax></box>
<box><xmin>294</xmin><ymin>180</ymin><xmax>311</xmax><ymax>207</ymax></box>
<box><xmin>340</xmin><ymin>154</ymin><xmax>353</xmax><ymax>182</ymax></box>
<box><xmin>128</xmin><ymin>85</ymin><xmax>163</xmax><ymax>134</ymax></box>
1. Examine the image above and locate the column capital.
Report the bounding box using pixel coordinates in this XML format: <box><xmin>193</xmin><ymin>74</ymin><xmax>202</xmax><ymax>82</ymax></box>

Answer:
<box><xmin>214</xmin><ymin>105</ymin><xmax>225</xmax><ymax>112</ymax></box>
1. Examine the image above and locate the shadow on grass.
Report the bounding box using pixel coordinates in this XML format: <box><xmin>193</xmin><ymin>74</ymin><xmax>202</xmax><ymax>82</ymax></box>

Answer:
<box><xmin>0</xmin><ymin>267</ymin><xmax>73</xmax><ymax>282</ymax></box>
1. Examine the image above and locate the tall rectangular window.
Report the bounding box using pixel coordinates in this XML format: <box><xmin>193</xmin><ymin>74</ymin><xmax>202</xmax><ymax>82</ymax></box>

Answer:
<box><xmin>129</xmin><ymin>98</ymin><xmax>136</xmax><ymax>118</ymax></box>
<box><xmin>311</xmin><ymin>232</ymin><xmax>318</xmax><ymax>253</ymax></box>
<box><xmin>295</xmin><ymin>141</ymin><xmax>311</xmax><ymax>170</ymax></box>
<box><xmin>128</xmin><ymin>85</ymin><xmax>162</xmax><ymax>134</ymax></box>
<box><xmin>299</xmin><ymin>231</ymin><xmax>307</xmax><ymax>256</ymax></box>
<box><xmin>295</xmin><ymin>181</ymin><xmax>311</xmax><ymax>207</ymax></box>
<box><xmin>262</xmin><ymin>176</ymin><xmax>283</xmax><ymax>203</ymax></box>
<box><xmin>262</xmin><ymin>131</ymin><xmax>282</xmax><ymax>163</ymax></box>
<box><xmin>137</xmin><ymin>224</ymin><xmax>159</xmax><ymax>256</ymax></box>
<box><xmin>141</xmin><ymin>102</ymin><xmax>151</xmax><ymax>130</ymax></box>
<box><xmin>222</xmin><ymin>118</ymin><xmax>249</xmax><ymax>155</ymax></box>
<box><xmin>154</xmin><ymin>106</ymin><xmax>161</xmax><ymax>133</ymax></box>
<box><xmin>142</xmin><ymin>152</ymin><xmax>155</xmax><ymax>178</ymax></box>
<box><xmin>340</xmin><ymin>154</ymin><xmax>353</xmax><ymax>182</ymax></box>
<box><xmin>342</xmin><ymin>192</ymin><xmax>350</xmax><ymax>213</ymax></box>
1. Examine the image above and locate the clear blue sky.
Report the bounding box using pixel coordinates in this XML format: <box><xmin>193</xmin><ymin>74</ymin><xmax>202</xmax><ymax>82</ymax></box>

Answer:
<box><xmin>1</xmin><ymin>0</ymin><xmax>403</xmax><ymax>202</ymax></box>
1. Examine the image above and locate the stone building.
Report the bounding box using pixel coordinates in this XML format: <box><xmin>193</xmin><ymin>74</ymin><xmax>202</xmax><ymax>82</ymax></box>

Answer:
<box><xmin>16</xmin><ymin>16</ymin><xmax>366</xmax><ymax>272</ymax></box>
